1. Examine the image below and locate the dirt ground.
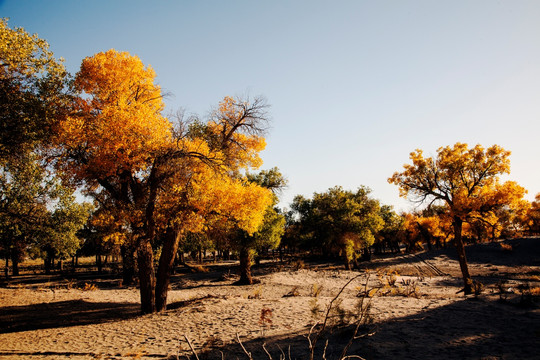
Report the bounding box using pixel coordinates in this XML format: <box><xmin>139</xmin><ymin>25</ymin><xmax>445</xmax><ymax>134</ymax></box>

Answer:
<box><xmin>0</xmin><ymin>238</ymin><xmax>539</xmax><ymax>359</ymax></box>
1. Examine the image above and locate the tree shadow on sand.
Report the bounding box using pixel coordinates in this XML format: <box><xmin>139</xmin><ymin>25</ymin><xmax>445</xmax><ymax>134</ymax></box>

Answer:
<box><xmin>362</xmin><ymin>238</ymin><xmax>539</xmax><ymax>275</ymax></box>
<box><xmin>185</xmin><ymin>298</ymin><xmax>539</xmax><ymax>360</ymax></box>
<box><xmin>0</xmin><ymin>299</ymin><xmax>140</xmax><ymax>333</ymax></box>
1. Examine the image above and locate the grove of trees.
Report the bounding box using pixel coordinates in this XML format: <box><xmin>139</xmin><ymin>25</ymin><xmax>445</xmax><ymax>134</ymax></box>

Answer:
<box><xmin>1</xmin><ymin>18</ymin><xmax>538</xmax><ymax>313</ymax></box>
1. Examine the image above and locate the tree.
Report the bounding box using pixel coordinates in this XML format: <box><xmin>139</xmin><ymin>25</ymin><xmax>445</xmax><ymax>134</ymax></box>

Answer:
<box><xmin>525</xmin><ymin>194</ymin><xmax>540</xmax><ymax>235</ymax></box>
<box><xmin>374</xmin><ymin>205</ymin><xmax>403</xmax><ymax>254</ymax></box>
<box><xmin>232</xmin><ymin>167</ymin><xmax>286</xmax><ymax>284</ymax></box>
<box><xmin>54</xmin><ymin>50</ymin><xmax>272</xmax><ymax>312</ymax></box>
<box><xmin>0</xmin><ymin>153</ymin><xmax>50</xmax><ymax>276</ymax></box>
<box><xmin>87</xmin><ymin>195</ymin><xmax>138</xmax><ymax>281</ymax></box>
<box><xmin>31</xmin><ymin>187</ymin><xmax>92</xmax><ymax>273</ymax></box>
<box><xmin>0</xmin><ymin>18</ymin><xmax>68</xmax><ymax>160</ymax></box>
<box><xmin>54</xmin><ymin>49</ymin><xmax>173</xmax><ymax>312</ymax></box>
<box><xmin>292</xmin><ymin>186</ymin><xmax>383</xmax><ymax>269</ymax></box>
<box><xmin>389</xmin><ymin>143</ymin><xmax>527</xmax><ymax>294</ymax></box>
<box><xmin>398</xmin><ymin>209</ymin><xmax>453</xmax><ymax>252</ymax></box>
<box><xmin>0</xmin><ymin>153</ymin><xmax>90</xmax><ymax>276</ymax></box>
<box><xmin>0</xmin><ymin>20</ymin><xmax>83</xmax><ymax>276</ymax></box>
<box><xmin>151</xmin><ymin>100</ymin><xmax>272</xmax><ymax>308</ymax></box>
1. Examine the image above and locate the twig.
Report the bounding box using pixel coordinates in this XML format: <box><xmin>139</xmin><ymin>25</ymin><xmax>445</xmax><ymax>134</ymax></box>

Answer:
<box><xmin>342</xmin><ymin>356</ymin><xmax>367</xmax><ymax>360</ymax></box>
<box><xmin>262</xmin><ymin>342</ymin><xmax>273</xmax><ymax>360</ymax></box>
<box><xmin>184</xmin><ymin>335</ymin><xmax>200</xmax><ymax>360</ymax></box>
<box><xmin>309</xmin><ymin>273</ymin><xmax>366</xmax><ymax>360</ymax></box>
<box><xmin>236</xmin><ymin>333</ymin><xmax>253</xmax><ymax>360</ymax></box>
<box><xmin>322</xmin><ymin>339</ymin><xmax>329</xmax><ymax>360</ymax></box>
<box><xmin>306</xmin><ymin>322</ymin><xmax>318</xmax><ymax>359</ymax></box>
<box><xmin>354</xmin><ymin>329</ymin><xmax>377</xmax><ymax>339</ymax></box>
<box><xmin>277</xmin><ymin>344</ymin><xmax>286</xmax><ymax>360</ymax></box>
<box><xmin>339</xmin><ymin>275</ymin><xmax>374</xmax><ymax>359</ymax></box>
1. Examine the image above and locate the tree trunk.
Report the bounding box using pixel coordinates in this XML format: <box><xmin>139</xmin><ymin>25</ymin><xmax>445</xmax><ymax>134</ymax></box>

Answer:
<box><xmin>156</xmin><ymin>226</ymin><xmax>181</xmax><ymax>311</ymax></box>
<box><xmin>44</xmin><ymin>258</ymin><xmax>50</xmax><ymax>275</ymax></box>
<box><xmin>11</xmin><ymin>249</ymin><xmax>20</xmax><ymax>276</ymax></box>
<box><xmin>342</xmin><ymin>244</ymin><xmax>352</xmax><ymax>270</ymax></box>
<box><xmin>121</xmin><ymin>244</ymin><xmax>136</xmax><ymax>286</ymax></box>
<box><xmin>44</xmin><ymin>250</ymin><xmax>54</xmax><ymax>275</ymax></box>
<box><xmin>137</xmin><ymin>240</ymin><xmax>156</xmax><ymax>314</ymax></box>
<box><xmin>453</xmin><ymin>217</ymin><xmax>473</xmax><ymax>294</ymax></box>
<box><xmin>237</xmin><ymin>246</ymin><xmax>253</xmax><ymax>285</ymax></box>
<box><xmin>96</xmin><ymin>253</ymin><xmax>102</xmax><ymax>274</ymax></box>
<box><xmin>4</xmin><ymin>255</ymin><xmax>9</xmax><ymax>280</ymax></box>
<box><xmin>344</xmin><ymin>256</ymin><xmax>351</xmax><ymax>270</ymax></box>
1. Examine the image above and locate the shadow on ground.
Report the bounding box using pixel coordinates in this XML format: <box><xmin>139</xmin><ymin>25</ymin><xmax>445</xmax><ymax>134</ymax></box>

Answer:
<box><xmin>186</xmin><ymin>298</ymin><xmax>540</xmax><ymax>360</ymax></box>
<box><xmin>0</xmin><ymin>299</ymin><xmax>140</xmax><ymax>334</ymax></box>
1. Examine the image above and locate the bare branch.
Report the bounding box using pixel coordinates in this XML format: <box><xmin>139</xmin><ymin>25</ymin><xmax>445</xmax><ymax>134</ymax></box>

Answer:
<box><xmin>262</xmin><ymin>342</ymin><xmax>273</xmax><ymax>360</ymax></box>
<box><xmin>183</xmin><ymin>335</ymin><xmax>200</xmax><ymax>360</ymax></box>
<box><xmin>236</xmin><ymin>333</ymin><xmax>253</xmax><ymax>360</ymax></box>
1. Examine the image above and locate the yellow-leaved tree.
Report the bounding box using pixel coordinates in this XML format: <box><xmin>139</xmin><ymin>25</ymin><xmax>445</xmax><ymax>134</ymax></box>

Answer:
<box><xmin>526</xmin><ymin>194</ymin><xmax>540</xmax><ymax>235</ymax></box>
<box><xmin>54</xmin><ymin>49</ymin><xmax>272</xmax><ymax>313</ymax></box>
<box><xmin>389</xmin><ymin>143</ymin><xmax>527</xmax><ymax>294</ymax></box>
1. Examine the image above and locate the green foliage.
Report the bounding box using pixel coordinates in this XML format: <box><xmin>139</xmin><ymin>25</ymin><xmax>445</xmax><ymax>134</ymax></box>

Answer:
<box><xmin>291</xmin><ymin>186</ymin><xmax>384</xmax><ymax>267</ymax></box>
<box><xmin>253</xmin><ymin>205</ymin><xmax>286</xmax><ymax>252</ymax></box>
<box><xmin>0</xmin><ymin>154</ymin><xmax>54</xmax><ymax>266</ymax></box>
<box><xmin>38</xmin><ymin>189</ymin><xmax>93</xmax><ymax>260</ymax></box>
<box><xmin>0</xmin><ymin>18</ymin><xmax>68</xmax><ymax>160</ymax></box>
<box><xmin>247</xmin><ymin>167</ymin><xmax>288</xmax><ymax>195</ymax></box>
<box><xmin>0</xmin><ymin>153</ymin><xmax>91</xmax><ymax>268</ymax></box>
<box><xmin>378</xmin><ymin>205</ymin><xmax>403</xmax><ymax>239</ymax></box>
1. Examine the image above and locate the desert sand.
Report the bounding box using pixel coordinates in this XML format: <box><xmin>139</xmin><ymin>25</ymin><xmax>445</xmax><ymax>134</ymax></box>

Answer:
<box><xmin>0</xmin><ymin>238</ymin><xmax>539</xmax><ymax>359</ymax></box>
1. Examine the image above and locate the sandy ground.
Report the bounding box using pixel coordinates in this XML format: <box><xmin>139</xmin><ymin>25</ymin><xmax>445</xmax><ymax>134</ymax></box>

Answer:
<box><xmin>0</xmin><ymin>238</ymin><xmax>539</xmax><ymax>359</ymax></box>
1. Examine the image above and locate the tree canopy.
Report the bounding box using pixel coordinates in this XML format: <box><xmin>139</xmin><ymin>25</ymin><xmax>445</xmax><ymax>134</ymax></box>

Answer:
<box><xmin>0</xmin><ymin>18</ymin><xmax>68</xmax><ymax>160</ymax></box>
<box><xmin>389</xmin><ymin>143</ymin><xmax>527</xmax><ymax>293</ymax></box>
<box><xmin>291</xmin><ymin>186</ymin><xmax>384</xmax><ymax>269</ymax></box>
<box><xmin>53</xmin><ymin>49</ymin><xmax>273</xmax><ymax>312</ymax></box>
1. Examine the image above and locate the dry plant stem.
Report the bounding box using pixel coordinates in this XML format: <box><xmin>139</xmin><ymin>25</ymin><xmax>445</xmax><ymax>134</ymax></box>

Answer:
<box><xmin>236</xmin><ymin>333</ymin><xmax>253</xmax><ymax>360</ymax></box>
<box><xmin>339</xmin><ymin>275</ymin><xmax>374</xmax><ymax>359</ymax></box>
<box><xmin>277</xmin><ymin>344</ymin><xmax>286</xmax><ymax>360</ymax></box>
<box><xmin>184</xmin><ymin>335</ymin><xmax>200</xmax><ymax>360</ymax></box>
<box><xmin>263</xmin><ymin>342</ymin><xmax>273</xmax><ymax>359</ymax></box>
<box><xmin>307</xmin><ymin>322</ymin><xmax>317</xmax><ymax>358</ymax></box>
<box><xmin>309</xmin><ymin>273</ymin><xmax>366</xmax><ymax>360</ymax></box>
<box><xmin>342</xmin><ymin>356</ymin><xmax>367</xmax><ymax>360</ymax></box>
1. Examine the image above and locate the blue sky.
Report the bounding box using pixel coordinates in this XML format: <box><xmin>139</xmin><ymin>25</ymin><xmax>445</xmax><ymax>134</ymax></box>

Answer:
<box><xmin>2</xmin><ymin>0</ymin><xmax>540</xmax><ymax>211</ymax></box>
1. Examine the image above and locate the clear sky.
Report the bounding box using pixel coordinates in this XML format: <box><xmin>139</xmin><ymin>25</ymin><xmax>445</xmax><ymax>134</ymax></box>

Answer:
<box><xmin>2</xmin><ymin>0</ymin><xmax>540</xmax><ymax>212</ymax></box>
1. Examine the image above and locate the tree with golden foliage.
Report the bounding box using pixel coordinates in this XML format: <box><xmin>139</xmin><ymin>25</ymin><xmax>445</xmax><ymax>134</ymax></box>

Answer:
<box><xmin>54</xmin><ymin>50</ymin><xmax>272</xmax><ymax>313</ymax></box>
<box><xmin>389</xmin><ymin>143</ymin><xmax>527</xmax><ymax>294</ymax></box>
<box><xmin>525</xmin><ymin>193</ymin><xmax>540</xmax><ymax>235</ymax></box>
